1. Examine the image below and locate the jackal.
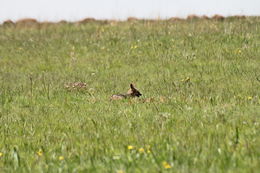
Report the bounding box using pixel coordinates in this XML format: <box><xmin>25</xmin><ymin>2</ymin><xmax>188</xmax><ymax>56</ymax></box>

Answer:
<box><xmin>111</xmin><ymin>84</ymin><xmax>142</xmax><ymax>100</ymax></box>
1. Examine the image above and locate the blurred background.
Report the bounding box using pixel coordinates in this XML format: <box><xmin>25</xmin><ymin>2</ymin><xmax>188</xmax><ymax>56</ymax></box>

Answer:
<box><xmin>1</xmin><ymin>0</ymin><xmax>260</xmax><ymax>22</ymax></box>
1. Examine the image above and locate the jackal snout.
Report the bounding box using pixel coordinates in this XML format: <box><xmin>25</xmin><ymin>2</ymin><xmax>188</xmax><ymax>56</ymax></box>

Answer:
<box><xmin>111</xmin><ymin>83</ymin><xmax>142</xmax><ymax>100</ymax></box>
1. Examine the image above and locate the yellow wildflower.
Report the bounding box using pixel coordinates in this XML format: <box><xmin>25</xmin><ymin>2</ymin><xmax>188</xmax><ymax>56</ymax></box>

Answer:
<box><xmin>181</xmin><ymin>77</ymin><xmax>190</xmax><ymax>82</ymax></box>
<box><xmin>131</xmin><ymin>45</ymin><xmax>138</xmax><ymax>49</ymax></box>
<box><xmin>146</xmin><ymin>145</ymin><xmax>151</xmax><ymax>153</ymax></box>
<box><xmin>162</xmin><ymin>161</ymin><xmax>172</xmax><ymax>169</ymax></box>
<box><xmin>247</xmin><ymin>96</ymin><xmax>253</xmax><ymax>100</ymax></box>
<box><xmin>36</xmin><ymin>149</ymin><xmax>43</xmax><ymax>156</ymax></box>
<box><xmin>116</xmin><ymin>170</ymin><xmax>124</xmax><ymax>173</ymax></box>
<box><xmin>127</xmin><ymin>145</ymin><xmax>134</xmax><ymax>150</ymax></box>
<box><xmin>0</xmin><ymin>152</ymin><xmax>3</xmax><ymax>157</ymax></box>
<box><xmin>58</xmin><ymin>156</ymin><xmax>64</xmax><ymax>161</ymax></box>
<box><xmin>138</xmin><ymin>148</ymin><xmax>145</xmax><ymax>153</ymax></box>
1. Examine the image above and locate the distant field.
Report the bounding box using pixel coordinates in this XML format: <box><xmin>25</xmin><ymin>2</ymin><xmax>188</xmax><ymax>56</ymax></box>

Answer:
<box><xmin>0</xmin><ymin>17</ymin><xmax>259</xmax><ymax>173</ymax></box>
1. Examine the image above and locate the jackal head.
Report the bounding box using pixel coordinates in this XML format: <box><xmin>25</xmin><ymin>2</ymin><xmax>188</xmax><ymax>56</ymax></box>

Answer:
<box><xmin>127</xmin><ymin>84</ymin><xmax>142</xmax><ymax>97</ymax></box>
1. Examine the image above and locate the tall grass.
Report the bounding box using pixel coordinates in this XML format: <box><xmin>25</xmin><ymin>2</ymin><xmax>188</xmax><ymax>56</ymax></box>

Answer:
<box><xmin>0</xmin><ymin>17</ymin><xmax>259</xmax><ymax>172</ymax></box>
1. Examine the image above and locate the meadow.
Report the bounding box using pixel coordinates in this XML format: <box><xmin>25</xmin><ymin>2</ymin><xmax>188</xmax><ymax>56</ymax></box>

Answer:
<box><xmin>0</xmin><ymin>17</ymin><xmax>259</xmax><ymax>172</ymax></box>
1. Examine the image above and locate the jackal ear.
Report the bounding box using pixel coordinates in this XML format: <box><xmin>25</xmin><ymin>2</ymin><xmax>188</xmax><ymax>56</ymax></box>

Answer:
<box><xmin>130</xmin><ymin>83</ymin><xmax>134</xmax><ymax>89</ymax></box>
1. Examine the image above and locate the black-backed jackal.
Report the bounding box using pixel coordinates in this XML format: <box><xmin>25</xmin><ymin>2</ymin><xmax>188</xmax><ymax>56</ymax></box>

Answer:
<box><xmin>111</xmin><ymin>84</ymin><xmax>142</xmax><ymax>100</ymax></box>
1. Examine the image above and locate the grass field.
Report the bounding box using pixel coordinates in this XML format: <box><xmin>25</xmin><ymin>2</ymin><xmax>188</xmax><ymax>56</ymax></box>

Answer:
<box><xmin>0</xmin><ymin>17</ymin><xmax>260</xmax><ymax>172</ymax></box>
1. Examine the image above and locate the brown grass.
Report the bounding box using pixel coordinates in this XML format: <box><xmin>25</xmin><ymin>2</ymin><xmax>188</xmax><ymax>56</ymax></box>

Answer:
<box><xmin>212</xmin><ymin>15</ymin><xmax>225</xmax><ymax>21</ymax></box>
<box><xmin>3</xmin><ymin>20</ymin><xmax>15</xmax><ymax>26</ymax></box>
<box><xmin>201</xmin><ymin>15</ymin><xmax>210</xmax><ymax>20</ymax></box>
<box><xmin>64</xmin><ymin>82</ymin><xmax>87</xmax><ymax>91</ymax></box>
<box><xmin>187</xmin><ymin>14</ymin><xmax>200</xmax><ymax>20</ymax></box>
<box><xmin>40</xmin><ymin>21</ymin><xmax>56</xmax><ymax>28</ymax></box>
<box><xmin>16</xmin><ymin>18</ymin><xmax>38</xmax><ymax>24</ymax></box>
<box><xmin>0</xmin><ymin>15</ymin><xmax>255</xmax><ymax>28</ymax></box>
<box><xmin>105</xmin><ymin>20</ymin><xmax>119</xmax><ymax>25</ymax></box>
<box><xmin>226</xmin><ymin>15</ymin><xmax>247</xmax><ymax>20</ymax></box>
<box><xmin>127</xmin><ymin>17</ymin><xmax>139</xmax><ymax>22</ymax></box>
<box><xmin>77</xmin><ymin>18</ymin><xmax>96</xmax><ymax>24</ymax></box>
<box><xmin>168</xmin><ymin>17</ymin><xmax>184</xmax><ymax>22</ymax></box>
<box><xmin>58</xmin><ymin>20</ymin><xmax>69</xmax><ymax>24</ymax></box>
<box><xmin>15</xmin><ymin>18</ymin><xmax>39</xmax><ymax>28</ymax></box>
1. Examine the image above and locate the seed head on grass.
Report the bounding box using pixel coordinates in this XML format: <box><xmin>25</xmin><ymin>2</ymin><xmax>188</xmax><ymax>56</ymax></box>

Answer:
<box><xmin>0</xmin><ymin>152</ymin><xmax>3</xmax><ymax>157</ymax></box>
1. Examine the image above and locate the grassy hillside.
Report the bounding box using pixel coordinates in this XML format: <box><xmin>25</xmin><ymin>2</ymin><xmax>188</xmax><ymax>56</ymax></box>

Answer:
<box><xmin>0</xmin><ymin>17</ymin><xmax>259</xmax><ymax>172</ymax></box>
